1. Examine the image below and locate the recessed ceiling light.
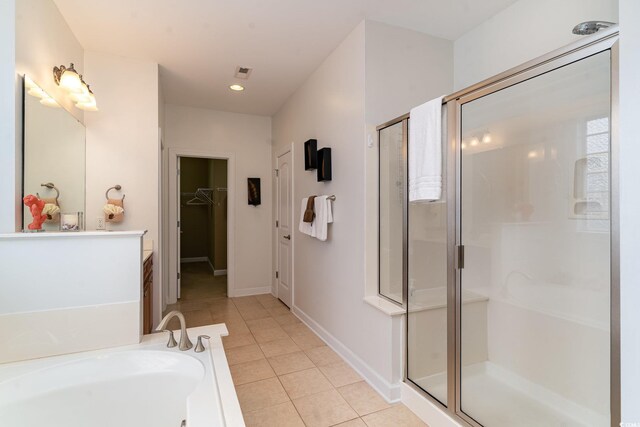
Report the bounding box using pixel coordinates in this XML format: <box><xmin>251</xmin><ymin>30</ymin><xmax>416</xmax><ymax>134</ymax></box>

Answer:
<box><xmin>229</xmin><ymin>84</ymin><xmax>244</xmax><ymax>91</ymax></box>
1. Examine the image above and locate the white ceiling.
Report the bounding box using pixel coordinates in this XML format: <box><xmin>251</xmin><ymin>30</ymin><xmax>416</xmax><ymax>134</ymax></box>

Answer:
<box><xmin>53</xmin><ymin>0</ymin><xmax>518</xmax><ymax>116</ymax></box>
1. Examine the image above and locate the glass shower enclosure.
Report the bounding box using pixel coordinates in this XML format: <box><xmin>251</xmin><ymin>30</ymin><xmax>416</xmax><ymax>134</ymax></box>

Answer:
<box><xmin>379</xmin><ymin>28</ymin><xmax>619</xmax><ymax>427</ymax></box>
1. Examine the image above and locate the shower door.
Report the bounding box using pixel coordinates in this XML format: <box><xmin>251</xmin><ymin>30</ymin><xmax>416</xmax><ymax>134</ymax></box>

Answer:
<box><xmin>457</xmin><ymin>49</ymin><xmax>613</xmax><ymax>427</ymax></box>
<box><xmin>379</xmin><ymin>120</ymin><xmax>407</xmax><ymax>305</ymax></box>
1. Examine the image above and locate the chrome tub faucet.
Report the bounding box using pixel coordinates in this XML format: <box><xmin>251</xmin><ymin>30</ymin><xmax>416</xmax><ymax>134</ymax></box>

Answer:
<box><xmin>156</xmin><ymin>310</ymin><xmax>193</xmax><ymax>351</ymax></box>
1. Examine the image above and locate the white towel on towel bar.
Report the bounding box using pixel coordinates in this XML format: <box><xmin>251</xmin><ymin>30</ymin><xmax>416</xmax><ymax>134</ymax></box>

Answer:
<box><xmin>298</xmin><ymin>196</ymin><xmax>333</xmax><ymax>241</ymax></box>
<box><xmin>299</xmin><ymin>197</ymin><xmax>314</xmax><ymax>237</ymax></box>
<box><xmin>409</xmin><ymin>96</ymin><xmax>444</xmax><ymax>202</ymax></box>
<box><xmin>312</xmin><ymin>195</ymin><xmax>333</xmax><ymax>241</ymax></box>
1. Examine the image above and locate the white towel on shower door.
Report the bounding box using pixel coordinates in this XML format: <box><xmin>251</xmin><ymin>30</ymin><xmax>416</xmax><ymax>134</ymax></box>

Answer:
<box><xmin>409</xmin><ymin>96</ymin><xmax>444</xmax><ymax>202</ymax></box>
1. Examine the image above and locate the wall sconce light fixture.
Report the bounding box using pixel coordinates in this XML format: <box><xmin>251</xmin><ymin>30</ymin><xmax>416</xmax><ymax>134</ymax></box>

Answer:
<box><xmin>53</xmin><ymin>63</ymin><xmax>98</xmax><ymax>111</ymax></box>
<box><xmin>25</xmin><ymin>76</ymin><xmax>60</xmax><ymax>108</ymax></box>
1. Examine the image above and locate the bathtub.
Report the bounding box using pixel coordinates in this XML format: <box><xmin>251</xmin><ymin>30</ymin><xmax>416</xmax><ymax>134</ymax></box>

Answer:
<box><xmin>0</xmin><ymin>324</ymin><xmax>244</xmax><ymax>427</ymax></box>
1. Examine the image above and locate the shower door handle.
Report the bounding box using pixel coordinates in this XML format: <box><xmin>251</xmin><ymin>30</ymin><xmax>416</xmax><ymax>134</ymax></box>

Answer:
<box><xmin>283</xmin><ymin>235</ymin><xmax>291</xmax><ymax>240</ymax></box>
<box><xmin>456</xmin><ymin>245</ymin><xmax>465</xmax><ymax>269</ymax></box>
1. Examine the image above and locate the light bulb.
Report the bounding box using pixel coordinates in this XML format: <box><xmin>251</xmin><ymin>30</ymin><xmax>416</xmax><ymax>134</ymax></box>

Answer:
<box><xmin>28</xmin><ymin>87</ymin><xmax>46</xmax><ymax>99</ymax></box>
<box><xmin>59</xmin><ymin>65</ymin><xmax>83</xmax><ymax>93</ymax></box>
<box><xmin>70</xmin><ymin>83</ymin><xmax>90</xmax><ymax>103</ymax></box>
<box><xmin>76</xmin><ymin>92</ymin><xmax>98</xmax><ymax>111</ymax></box>
<box><xmin>76</xmin><ymin>101</ymin><xmax>98</xmax><ymax>111</ymax></box>
<box><xmin>24</xmin><ymin>76</ymin><xmax>37</xmax><ymax>90</ymax></box>
<box><xmin>482</xmin><ymin>133</ymin><xmax>492</xmax><ymax>144</ymax></box>
<box><xmin>40</xmin><ymin>96</ymin><xmax>60</xmax><ymax>108</ymax></box>
<box><xmin>229</xmin><ymin>84</ymin><xmax>244</xmax><ymax>91</ymax></box>
<box><xmin>71</xmin><ymin>93</ymin><xmax>91</xmax><ymax>103</ymax></box>
<box><xmin>470</xmin><ymin>137</ymin><xmax>480</xmax><ymax>147</ymax></box>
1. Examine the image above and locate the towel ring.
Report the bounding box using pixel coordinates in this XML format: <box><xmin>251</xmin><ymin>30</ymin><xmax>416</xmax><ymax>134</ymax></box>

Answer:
<box><xmin>105</xmin><ymin>185</ymin><xmax>125</xmax><ymax>201</ymax></box>
<box><xmin>38</xmin><ymin>182</ymin><xmax>59</xmax><ymax>203</ymax></box>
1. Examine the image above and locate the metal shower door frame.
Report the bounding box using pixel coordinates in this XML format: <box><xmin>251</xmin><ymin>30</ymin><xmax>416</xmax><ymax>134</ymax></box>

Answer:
<box><xmin>376</xmin><ymin>117</ymin><xmax>410</xmax><ymax>308</ymax></box>
<box><xmin>444</xmin><ymin>29</ymin><xmax>620</xmax><ymax>427</ymax></box>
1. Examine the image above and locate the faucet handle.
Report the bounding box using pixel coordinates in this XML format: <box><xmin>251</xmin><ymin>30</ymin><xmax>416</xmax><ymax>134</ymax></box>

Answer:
<box><xmin>160</xmin><ymin>329</ymin><xmax>177</xmax><ymax>348</ymax></box>
<box><xmin>194</xmin><ymin>335</ymin><xmax>210</xmax><ymax>353</ymax></box>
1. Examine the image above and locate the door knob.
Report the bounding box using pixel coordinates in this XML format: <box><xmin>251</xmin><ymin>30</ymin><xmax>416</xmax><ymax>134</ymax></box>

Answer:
<box><xmin>284</xmin><ymin>235</ymin><xmax>291</xmax><ymax>240</ymax></box>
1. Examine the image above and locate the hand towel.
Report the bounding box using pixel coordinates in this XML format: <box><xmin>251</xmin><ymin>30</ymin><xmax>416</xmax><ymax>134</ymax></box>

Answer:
<box><xmin>299</xmin><ymin>198</ymin><xmax>314</xmax><ymax>236</ymax></box>
<box><xmin>303</xmin><ymin>195</ymin><xmax>316</xmax><ymax>223</ymax></box>
<box><xmin>312</xmin><ymin>195</ymin><xmax>333</xmax><ymax>241</ymax></box>
<box><xmin>105</xmin><ymin>198</ymin><xmax>125</xmax><ymax>222</ymax></box>
<box><xmin>409</xmin><ymin>96</ymin><xmax>444</xmax><ymax>202</ymax></box>
<box><xmin>41</xmin><ymin>197</ymin><xmax>60</xmax><ymax>222</ymax></box>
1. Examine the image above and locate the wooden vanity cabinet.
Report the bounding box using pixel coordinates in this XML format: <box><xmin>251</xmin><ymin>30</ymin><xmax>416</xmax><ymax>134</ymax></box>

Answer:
<box><xmin>143</xmin><ymin>256</ymin><xmax>153</xmax><ymax>334</ymax></box>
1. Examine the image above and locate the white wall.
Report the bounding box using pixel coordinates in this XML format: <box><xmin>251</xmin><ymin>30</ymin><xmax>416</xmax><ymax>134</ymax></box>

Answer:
<box><xmin>163</xmin><ymin>104</ymin><xmax>273</xmax><ymax>297</ymax></box>
<box><xmin>619</xmin><ymin>0</ymin><xmax>640</xmax><ymax>421</ymax></box>
<box><xmin>364</xmin><ymin>20</ymin><xmax>453</xmax><ymax>299</ymax></box>
<box><xmin>365</xmin><ymin>20</ymin><xmax>453</xmax><ymax>126</ymax></box>
<box><xmin>272</xmin><ymin>21</ymin><xmax>393</xmax><ymax>399</ymax></box>
<box><xmin>271</xmin><ymin>19</ymin><xmax>453</xmax><ymax>400</ymax></box>
<box><xmin>454</xmin><ymin>0</ymin><xmax>618</xmax><ymax>90</ymax></box>
<box><xmin>15</xmin><ymin>0</ymin><xmax>85</xmax><ymax>123</ymax></box>
<box><xmin>0</xmin><ymin>0</ymin><xmax>19</xmax><ymax>234</ymax></box>
<box><xmin>84</xmin><ymin>51</ymin><xmax>160</xmax><ymax>324</ymax></box>
<box><xmin>0</xmin><ymin>232</ymin><xmax>143</xmax><ymax>364</ymax></box>
<box><xmin>273</xmin><ymin>19</ymin><xmax>373</xmax><ymax>384</ymax></box>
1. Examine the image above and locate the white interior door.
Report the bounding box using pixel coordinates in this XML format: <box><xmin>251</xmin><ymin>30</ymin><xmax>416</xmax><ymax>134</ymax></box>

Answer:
<box><xmin>176</xmin><ymin>156</ymin><xmax>181</xmax><ymax>299</ymax></box>
<box><xmin>277</xmin><ymin>151</ymin><xmax>292</xmax><ymax>307</ymax></box>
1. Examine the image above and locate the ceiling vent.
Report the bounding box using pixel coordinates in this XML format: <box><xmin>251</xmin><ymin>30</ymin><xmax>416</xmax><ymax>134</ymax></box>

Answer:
<box><xmin>234</xmin><ymin>66</ymin><xmax>253</xmax><ymax>80</ymax></box>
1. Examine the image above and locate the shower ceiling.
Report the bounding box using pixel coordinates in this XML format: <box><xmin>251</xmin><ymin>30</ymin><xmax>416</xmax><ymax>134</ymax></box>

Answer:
<box><xmin>51</xmin><ymin>0</ymin><xmax>519</xmax><ymax>115</ymax></box>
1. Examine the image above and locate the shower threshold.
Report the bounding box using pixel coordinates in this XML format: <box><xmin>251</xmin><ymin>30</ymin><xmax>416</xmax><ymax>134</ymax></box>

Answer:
<box><xmin>411</xmin><ymin>362</ymin><xmax>607</xmax><ymax>427</ymax></box>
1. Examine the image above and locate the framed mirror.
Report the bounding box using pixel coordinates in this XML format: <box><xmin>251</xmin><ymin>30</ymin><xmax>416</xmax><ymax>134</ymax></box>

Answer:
<box><xmin>22</xmin><ymin>76</ymin><xmax>85</xmax><ymax>231</ymax></box>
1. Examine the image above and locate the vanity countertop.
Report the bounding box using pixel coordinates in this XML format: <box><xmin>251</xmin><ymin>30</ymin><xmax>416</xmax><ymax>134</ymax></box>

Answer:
<box><xmin>143</xmin><ymin>250</ymin><xmax>153</xmax><ymax>263</ymax></box>
<box><xmin>0</xmin><ymin>230</ymin><xmax>147</xmax><ymax>240</ymax></box>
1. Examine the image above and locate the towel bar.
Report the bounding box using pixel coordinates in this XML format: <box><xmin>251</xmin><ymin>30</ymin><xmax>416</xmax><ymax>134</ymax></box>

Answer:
<box><xmin>105</xmin><ymin>185</ymin><xmax>125</xmax><ymax>200</ymax></box>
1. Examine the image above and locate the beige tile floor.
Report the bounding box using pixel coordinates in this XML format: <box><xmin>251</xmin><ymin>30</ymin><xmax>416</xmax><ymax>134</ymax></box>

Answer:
<box><xmin>164</xmin><ymin>262</ymin><xmax>427</xmax><ymax>427</ymax></box>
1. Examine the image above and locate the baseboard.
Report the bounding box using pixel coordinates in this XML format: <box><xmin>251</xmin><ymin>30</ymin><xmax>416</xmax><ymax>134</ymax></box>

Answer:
<box><xmin>180</xmin><ymin>257</ymin><xmax>208</xmax><ymax>263</ymax></box>
<box><xmin>292</xmin><ymin>305</ymin><xmax>402</xmax><ymax>403</ymax></box>
<box><xmin>401</xmin><ymin>382</ymin><xmax>462</xmax><ymax>427</ymax></box>
<box><xmin>214</xmin><ymin>269</ymin><xmax>227</xmax><ymax>276</ymax></box>
<box><xmin>230</xmin><ymin>286</ymin><xmax>272</xmax><ymax>297</ymax></box>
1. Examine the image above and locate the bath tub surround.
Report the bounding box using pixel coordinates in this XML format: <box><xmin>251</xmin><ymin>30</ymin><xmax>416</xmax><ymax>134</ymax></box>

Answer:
<box><xmin>0</xmin><ymin>231</ymin><xmax>146</xmax><ymax>363</ymax></box>
<box><xmin>0</xmin><ymin>324</ymin><xmax>243</xmax><ymax>427</ymax></box>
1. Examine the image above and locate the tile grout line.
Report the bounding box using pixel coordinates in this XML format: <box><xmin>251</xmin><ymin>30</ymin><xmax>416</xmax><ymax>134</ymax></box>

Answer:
<box><xmin>232</xmin><ymin>296</ymin><xmax>369</xmax><ymax>427</ymax></box>
<box><xmin>180</xmin><ymin>281</ymin><xmax>416</xmax><ymax>426</ymax></box>
<box><xmin>233</xmin><ymin>296</ymin><xmax>311</xmax><ymax>425</ymax></box>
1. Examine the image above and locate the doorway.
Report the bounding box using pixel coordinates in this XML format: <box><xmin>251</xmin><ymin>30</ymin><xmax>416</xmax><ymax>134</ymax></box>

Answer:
<box><xmin>276</xmin><ymin>149</ymin><xmax>293</xmax><ymax>307</ymax></box>
<box><xmin>167</xmin><ymin>149</ymin><xmax>235</xmax><ymax>306</ymax></box>
<box><xmin>177</xmin><ymin>157</ymin><xmax>228</xmax><ymax>301</ymax></box>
